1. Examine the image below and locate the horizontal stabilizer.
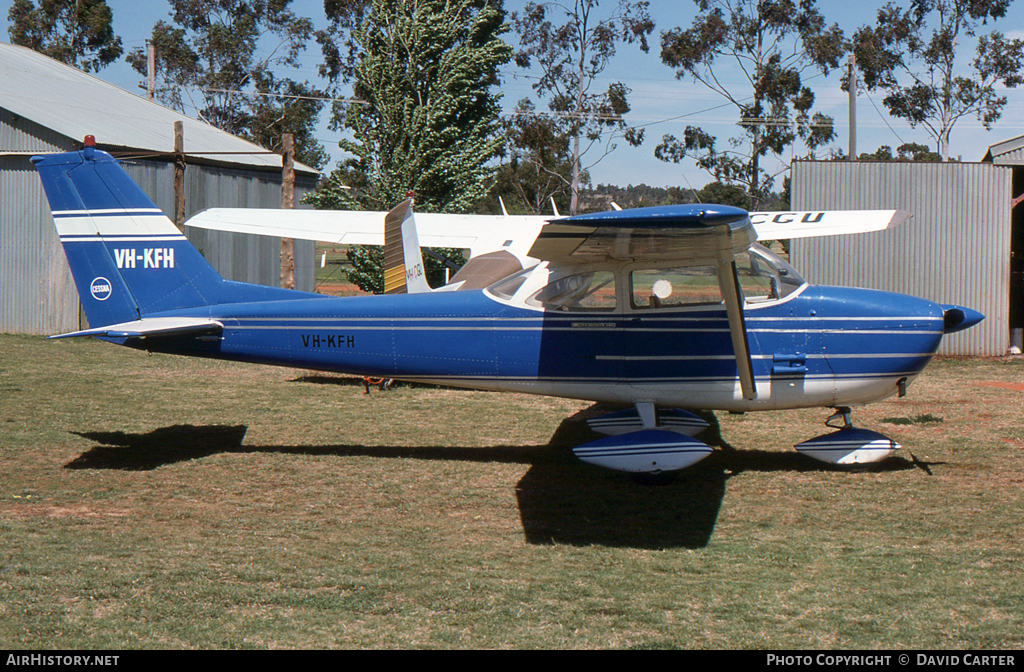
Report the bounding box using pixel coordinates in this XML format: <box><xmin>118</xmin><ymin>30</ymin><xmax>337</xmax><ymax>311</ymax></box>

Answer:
<box><xmin>751</xmin><ymin>210</ymin><xmax>911</xmax><ymax>241</ymax></box>
<box><xmin>573</xmin><ymin>429</ymin><xmax>713</xmax><ymax>473</ymax></box>
<box><xmin>49</xmin><ymin>317</ymin><xmax>224</xmax><ymax>340</ymax></box>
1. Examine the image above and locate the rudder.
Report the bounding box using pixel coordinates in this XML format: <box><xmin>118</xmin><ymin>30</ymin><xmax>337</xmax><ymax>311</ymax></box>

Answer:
<box><xmin>33</xmin><ymin>145</ymin><xmax>225</xmax><ymax>327</ymax></box>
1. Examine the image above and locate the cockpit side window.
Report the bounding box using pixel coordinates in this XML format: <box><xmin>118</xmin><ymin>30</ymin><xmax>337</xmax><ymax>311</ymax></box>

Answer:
<box><xmin>630</xmin><ymin>266</ymin><xmax>722</xmax><ymax>309</ymax></box>
<box><xmin>527</xmin><ymin>270</ymin><xmax>617</xmax><ymax>311</ymax></box>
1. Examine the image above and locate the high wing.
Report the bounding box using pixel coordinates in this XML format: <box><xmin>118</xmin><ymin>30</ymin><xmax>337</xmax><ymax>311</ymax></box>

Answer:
<box><xmin>185</xmin><ymin>207</ymin><xmax>909</xmax><ymax>262</ymax></box>
<box><xmin>749</xmin><ymin>210</ymin><xmax>912</xmax><ymax>241</ymax></box>
<box><xmin>531</xmin><ymin>204</ymin><xmax>759</xmax><ymax>400</ymax></box>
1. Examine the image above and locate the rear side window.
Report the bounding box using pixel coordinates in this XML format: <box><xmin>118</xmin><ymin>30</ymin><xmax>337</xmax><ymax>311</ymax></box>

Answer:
<box><xmin>487</xmin><ymin>267</ymin><xmax>533</xmax><ymax>300</ymax></box>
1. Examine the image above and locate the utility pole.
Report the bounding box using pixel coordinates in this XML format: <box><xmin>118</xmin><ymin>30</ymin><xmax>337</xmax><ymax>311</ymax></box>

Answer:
<box><xmin>280</xmin><ymin>133</ymin><xmax>295</xmax><ymax>290</ymax></box>
<box><xmin>848</xmin><ymin>53</ymin><xmax>857</xmax><ymax>160</ymax></box>
<box><xmin>147</xmin><ymin>42</ymin><xmax>155</xmax><ymax>101</ymax></box>
<box><xmin>173</xmin><ymin>121</ymin><xmax>185</xmax><ymax>232</ymax></box>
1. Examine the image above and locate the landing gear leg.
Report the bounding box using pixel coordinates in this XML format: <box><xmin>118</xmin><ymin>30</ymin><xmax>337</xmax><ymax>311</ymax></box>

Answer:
<box><xmin>825</xmin><ymin>406</ymin><xmax>853</xmax><ymax>429</ymax></box>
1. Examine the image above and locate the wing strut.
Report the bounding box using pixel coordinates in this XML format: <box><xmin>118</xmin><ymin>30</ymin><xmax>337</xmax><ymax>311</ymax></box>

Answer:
<box><xmin>716</xmin><ymin>226</ymin><xmax>757</xmax><ymax>400</ymax></box>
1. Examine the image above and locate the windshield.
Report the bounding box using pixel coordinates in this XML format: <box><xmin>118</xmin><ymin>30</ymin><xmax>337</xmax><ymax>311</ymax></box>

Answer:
<box><xmin>735</xmin><ymin>244</ymin><xmax>805</xmax><ymax>303</ymax></box>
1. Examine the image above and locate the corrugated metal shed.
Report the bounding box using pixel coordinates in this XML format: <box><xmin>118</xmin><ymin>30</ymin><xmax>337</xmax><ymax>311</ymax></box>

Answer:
<box><xmin>791</xmin><ymin>160</ymin><xmax>1012</xmax><ymax>356</ymax></box>
<box><xmin>982</xmin><ymin>135</ymin><xmax>1024</xmax><ymax>164</ymax></box>
<box><xmin>981</xmin><ymin>136</ymin><xmax>1024</xmax><ymax>349</ymax></box>
<box><xmin>121</xmin><ymin>159</ymin><xmax>315</xmax><ymax>289</ymax></box>
<box><xmin>0</xmin><ymin>43</ymin><xmax>318</xmax><ymax>175</ymax></box>
<box><xmin>1</xmin><ymin>45</ymin><xmax>320</xmax><ymax>335</ymax></box>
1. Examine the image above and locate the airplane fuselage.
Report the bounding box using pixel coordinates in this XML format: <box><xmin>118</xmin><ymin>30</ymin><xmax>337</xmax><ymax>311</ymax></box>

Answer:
<box><xmin>133</xmin><ymin>282</ymin><xmax>945</xmax><ymax>413</ymax></box>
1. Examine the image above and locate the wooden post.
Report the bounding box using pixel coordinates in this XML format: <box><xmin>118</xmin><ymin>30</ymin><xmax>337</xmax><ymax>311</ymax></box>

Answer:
<box><xmin>147</xmin><ymin>42</ymin><xmax>155</xmax><ymax>101</ymax></box>
<box><xmin>173</xmin><ymin>121</ymin><xmax>185</xmax><ymax>232</ymax></box>
<box><xmin>280</xmin><ymin>133</ymin><xmax>295</xmax><ymax>290</ymax></box>
<box><xmin>848</xmin><ymin>53</ymin><xmax>857</xmax><ymax>161</ymax></box>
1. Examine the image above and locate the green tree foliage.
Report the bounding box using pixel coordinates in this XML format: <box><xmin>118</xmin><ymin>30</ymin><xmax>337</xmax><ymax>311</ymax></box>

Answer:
<box><xmin>511</xmin><ymin>0</ymin><xmax>654</xmax><ymax>214</ymax></box>
<box><xmin>857</xmin><ymin>142</ymin><xmax>941</xmax><ymax>162</ymax></box>
<box><xmin>126</xmin><ymin>0</ymin><xmax>326</xmax><ymax>169</ymax></box>
<box><xmin>311</xmin><ymin>0</ymin><xmax>513</xmax><ymax>214</ymax></box>
<box><xmin>7</xmin><ymin>0</ymin><xmax>122</xmax><ymax>72</ymax></box>
<box><xmin>694</xmin><ymin>180</ymin><xmax>752</xmax><ymax>210</ymax></box>
<box><xmin>310</xmin><ymin>0</ymin><xmax>510</xmax><ymax>293</ymax></box>
<box><xmin>580</xmin><ymin>183</ymin><xmax>691</xmax><ymax>211</ymax></box>
<box><xmin>658</xmin><ymin>0</ymin><xmax>845</xmax><ymax>208</ymax></box>
<box><xmin>849</xmin><ymin>0</ymin><xmax>1024</xmax><ymax>161</ymax></box>
<box><xmin>487</xmin><ymin>99</ymin><xmax>576</xmax><ymax>215</ymax></box>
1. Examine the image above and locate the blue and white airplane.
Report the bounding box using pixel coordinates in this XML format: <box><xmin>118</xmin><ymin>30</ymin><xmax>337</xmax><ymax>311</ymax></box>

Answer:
<box><xmin>33</xmin><ymin>141</ymin><xmax>983</xmax><ymax>475</ymax></box>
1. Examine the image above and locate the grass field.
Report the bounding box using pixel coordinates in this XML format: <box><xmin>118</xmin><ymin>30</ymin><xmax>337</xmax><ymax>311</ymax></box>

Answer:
<box><xmin>1</xmin><ymin>333</ymin><xmax>1022</xmax><ymax>649</ymax></box>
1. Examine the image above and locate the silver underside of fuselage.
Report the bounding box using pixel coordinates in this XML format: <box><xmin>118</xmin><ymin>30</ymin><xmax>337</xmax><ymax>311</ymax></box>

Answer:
<box><xmin>397</xmin><ymin>372</ymin><xmax>916</xmax><ymax>412</ymax></box>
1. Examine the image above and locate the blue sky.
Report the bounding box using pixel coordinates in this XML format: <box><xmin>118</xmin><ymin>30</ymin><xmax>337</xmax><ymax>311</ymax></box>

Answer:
<box><xmin>3</xmin><ymin>0</ymin><xmax>1024</xmax><ymax>191</ymax></box>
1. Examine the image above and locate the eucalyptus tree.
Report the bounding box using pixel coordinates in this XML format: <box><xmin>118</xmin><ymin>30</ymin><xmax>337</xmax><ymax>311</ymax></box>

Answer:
<box><xmin>7</xmin><ymin>0</ymin><xmax>122</xmax><ymax>72</ymax></box>
<box><xmin>126</xmin><ymin>0</ymin><xmax>326</xmax><ymax>169</ymax></box>
<box><xmin>511</xmin><ymin>0</ymin><xmax>654</xmax><ymax>214</ymax></box>
<box><xmin>657</xmin><ymin>0</ymin><xmax>845</xmax><ymax>207</ymax></box>
<box><xmin>491</xmin><ymin>98</ymin><xmax>576</xmax><ymax>215</ymax></box>
<box><xmin>849</xmin><ymin>0</ymin><xmax>1024</xmax><ymax>161</ymax></box>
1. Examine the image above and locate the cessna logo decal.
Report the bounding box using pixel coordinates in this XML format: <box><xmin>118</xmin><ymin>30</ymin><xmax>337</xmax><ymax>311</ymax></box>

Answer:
<box><xmin>90</xmin><ymin>277</ymin><xmax>112</xmax><ymax>301</ymax></box>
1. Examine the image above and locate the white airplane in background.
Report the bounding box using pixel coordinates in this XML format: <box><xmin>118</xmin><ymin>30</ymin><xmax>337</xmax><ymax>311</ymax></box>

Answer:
<box><xmin>185</xmin><ymin>205</ymin><xmax>912</xmax><ymax>295</ymax></box>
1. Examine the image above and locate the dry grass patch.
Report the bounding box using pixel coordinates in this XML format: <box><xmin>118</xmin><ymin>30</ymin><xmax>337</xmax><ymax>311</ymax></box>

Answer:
<box><xmin>0</xmin><ymin>335</ymin><xmax>1021</xmax><ymax>649</ymax></box>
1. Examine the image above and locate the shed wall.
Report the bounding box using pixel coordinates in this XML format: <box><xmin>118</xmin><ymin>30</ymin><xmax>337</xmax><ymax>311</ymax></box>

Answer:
<box><xmin>2</xmin><ymin>112</ymin><xmax>316</xmax><ymax>335</ymax></box>
<box><xmin>792</xmin><ymin>161</ymin><xmax>1012</xmax><ymax>356</ymax></box>
<box><xmin>0</xmin><ymin>112</ymin><xmax>79</xmax><ymax>333</ymax></box>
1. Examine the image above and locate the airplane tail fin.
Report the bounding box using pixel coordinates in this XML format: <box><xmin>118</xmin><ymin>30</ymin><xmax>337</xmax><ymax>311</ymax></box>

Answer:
<box><xmin>32</xmin><ymin>145</ymin><xmax>226</xmax><ymax>327</ymax></box>
<box><xmin>382</xmin><ymin>198</ymin><xmax>432</xmax><ymax>294</ymax></box>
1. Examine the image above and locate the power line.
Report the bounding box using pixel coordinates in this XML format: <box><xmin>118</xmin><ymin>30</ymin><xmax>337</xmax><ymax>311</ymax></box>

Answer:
<box><xmin>202</xmin><ymin>88</ymin><xmax>368</xmax><ymax>105</ymax></box>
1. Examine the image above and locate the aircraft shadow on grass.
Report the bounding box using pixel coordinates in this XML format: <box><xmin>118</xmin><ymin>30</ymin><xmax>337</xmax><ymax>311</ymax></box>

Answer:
<box><xmin>64</xmin><ymin>406</ymin><xmax>939</xmax><ymax>550</ymax></box>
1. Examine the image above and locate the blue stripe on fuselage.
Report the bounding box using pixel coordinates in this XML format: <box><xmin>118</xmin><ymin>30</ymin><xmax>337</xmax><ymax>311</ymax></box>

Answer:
<box><xmin>142</xmin><ymin>285</ymin><xmax>946</xmax><ymax>391</ymax></box>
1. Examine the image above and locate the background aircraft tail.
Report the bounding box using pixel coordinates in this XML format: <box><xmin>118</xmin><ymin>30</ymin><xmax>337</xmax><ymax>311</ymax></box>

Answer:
<box><xmin>382</xmin><ymin>199</ymin><xmax>432</xmax><ymax>294</ymax></box>
<box><xmin>33</xmin><ymin>144</ymin><xmax>227</xmax><ymax>327</ymax></box>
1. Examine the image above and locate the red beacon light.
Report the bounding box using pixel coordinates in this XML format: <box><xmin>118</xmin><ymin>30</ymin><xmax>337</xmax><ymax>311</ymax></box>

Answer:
<box><xmin>83</xmin><ymin>135</ymin><xmax>96</xmax><ymax>160</ymax></box>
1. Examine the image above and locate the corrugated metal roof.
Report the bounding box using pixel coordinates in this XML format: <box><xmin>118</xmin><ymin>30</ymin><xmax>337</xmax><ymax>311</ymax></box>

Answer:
<box><xmin>982</xmin><ymin>134</ymin><xmax>1024</xmax><ymax>164</ymax></box>
<box><xmin>0</xmin><ymin>43</ymin><xmax>318</xmax><ymax>175</ymax></box>
<box><xmin>792</xmin><ymin>160</ymin><xmax>1012</xmax><ymax>356</ymax></box>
